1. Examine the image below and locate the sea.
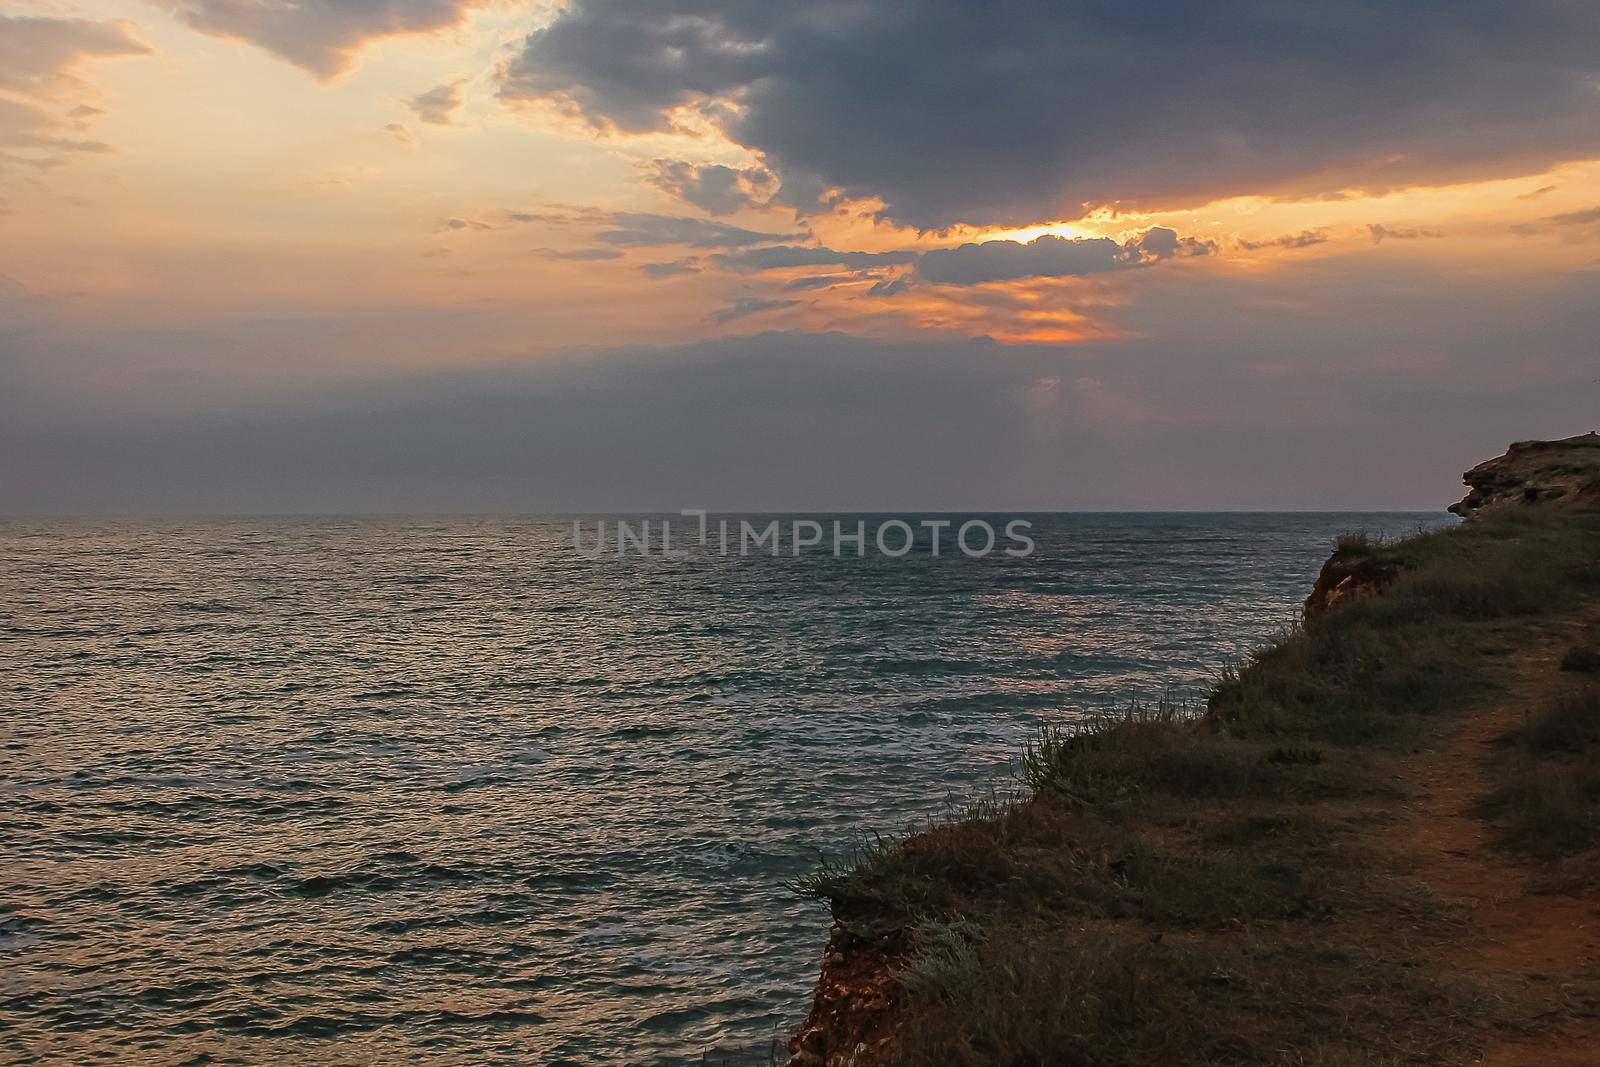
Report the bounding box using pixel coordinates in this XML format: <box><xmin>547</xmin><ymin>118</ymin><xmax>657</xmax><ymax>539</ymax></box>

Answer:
<box><xmin>0</xmin><ymin>513</ymin><xmax>1446</xmax><ymax>1065</ymax></box>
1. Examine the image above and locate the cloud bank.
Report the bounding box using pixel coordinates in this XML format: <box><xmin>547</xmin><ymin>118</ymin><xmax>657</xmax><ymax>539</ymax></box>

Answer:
<box><xmin>8</xmin><ymin>256</ymin><xmax>1597</xmax><ymax>513</ymax></box>
<box><xmin>501</xmin><ymin>0</ymin><xmax>1600</xmax><ymax>227</ymax></box>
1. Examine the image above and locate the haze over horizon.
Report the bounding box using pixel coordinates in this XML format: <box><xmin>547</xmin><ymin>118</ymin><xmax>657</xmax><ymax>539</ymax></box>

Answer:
<box><xmin>3</xmin><ymin>1</ymin><xmax>1598</xmax><ymax>513</ymax></box>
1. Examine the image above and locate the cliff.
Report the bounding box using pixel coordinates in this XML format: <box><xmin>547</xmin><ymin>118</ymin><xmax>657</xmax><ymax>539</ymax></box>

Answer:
<box><xmin>1449</xmin><ymin>431</ymin><xmax>1600</xmax><ymax>518</ymax></box>
<box><xmin>790</xmin><ymin>436</ymin><xmax>1600</xmax><ymax>1067</ymax></box>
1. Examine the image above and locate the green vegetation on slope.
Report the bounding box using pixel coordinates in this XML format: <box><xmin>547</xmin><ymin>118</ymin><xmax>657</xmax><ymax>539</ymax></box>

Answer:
<box><xmin>796</xmin><ymin>508</ymin><xmax>1600</xmax><ymax>1066</ymax></box>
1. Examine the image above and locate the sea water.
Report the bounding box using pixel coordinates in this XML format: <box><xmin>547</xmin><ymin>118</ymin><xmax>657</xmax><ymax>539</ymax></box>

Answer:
<box><xmin>0</xmin><ymin>513</ymin><xmax>1444</xmax><ymax>1064</ymax></box>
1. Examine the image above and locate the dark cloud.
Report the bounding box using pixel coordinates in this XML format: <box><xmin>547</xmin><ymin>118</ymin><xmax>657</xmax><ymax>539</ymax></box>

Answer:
<box><xmin>647</xmin><ymin>160</ymin><xmax>776</xmax><ymax>216</ymax></box>
<box><xmin>708</xmin><ymin>296</ymin><xmax>801</xmax><ymax>325</ymax></box>
<box><xmin>1519</xmin><ymin>185</ymin><xmax>1559</xmax><ymax>201</ymax></box>
<box><xmin>549</xmin><ymin>247</ymin><xmax>624</xmax><ymax>261</ymax></box>
<box><xmin>508</xmin><ymin>211</ymin><xmax>568</xmax><ymax>225</ymax></box>
<box><xmin>407</xmin><ymin>81</ymin><xmax>463</xmax><ymax>125</ymax></box>
<box><xmin>701</xmin><ymin>228</ymin><xmax>1209</xmax><ymax>283</ymax></box>
<box><xmin>501</xmin><ymin>1</ymin><xmax>1600</xmax><ymax>227</ymax></box>
<box><xmin>6</xmin><ymin>255</ymin><xmax>1598</xmax><ymax>513</ymax></box>
<box><xmin>9</xmin><ymin>263</ymin><xmax>1600</xmax><ymax>514</ymax></box>
<box><xmin>1368</xmin><ymin>223</ymin><xmax>1443</xmax><ymax>244</ymax></box>
<box><xmin>1238</xmin><ymin>230</ymin><xmax>1329</xmax><ymax>252</ymax></box>
<box><xmin>160</xmin><ymin>0</ymin><xmax>481</xmax><ymax>78</ymax></box>
<box><xmin>642</xmin><ymin>260</ymin><xmax>701</xmax><ymax>278</ymax></box>
<box><xmin>0</xmin><ymin>331</ymin><xmax>1075</xmax><ymax>512</ymax></box>
<box><xmin>866</xmin><ymin>275</ymin><xmax>912</xmax><ymax>297</ymax></box>
<box><xmin>597</xmin><ymin>212</ymin><xmax>801</xmax><ymax>248</ymax></box>
<box><xmin>441</xmin><ymin>217</ymin><xmax>492</xmax><ymax>231</ymax></box>
<box><xmin>785</xmin><ymin>273</ymin><xmax>869</xmax><ymax>291</ymax></box>
<box><xmin>915</xmin><ymin>228</ymin><xmax>1210</xmax><ymax>285</ymax></box>
<box><xmin>710</xmin><ymin>245</ymin><xmax>920</xmax><ymax>273</ymax></box>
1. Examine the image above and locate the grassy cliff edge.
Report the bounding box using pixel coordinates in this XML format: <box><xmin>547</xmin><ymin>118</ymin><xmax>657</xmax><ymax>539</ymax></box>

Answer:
<box><xmin>788</xmin><ymin>435</ymin><xmax>1600</xmax><ymax>1067</ymax></box>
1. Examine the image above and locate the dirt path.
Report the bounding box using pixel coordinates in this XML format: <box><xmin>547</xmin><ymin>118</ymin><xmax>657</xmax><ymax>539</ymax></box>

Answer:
<box><xmin>1394</xmin><ymin>620</ymin><xmax>1600</xmax><ymax>1065</ymax></box>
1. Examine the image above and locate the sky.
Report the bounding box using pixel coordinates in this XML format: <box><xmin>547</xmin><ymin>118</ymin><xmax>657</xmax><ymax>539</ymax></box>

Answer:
<box><xmin>1</xmin><ymin>0</ymin><xmax>1597</xmax><ymax>513</ymax></box>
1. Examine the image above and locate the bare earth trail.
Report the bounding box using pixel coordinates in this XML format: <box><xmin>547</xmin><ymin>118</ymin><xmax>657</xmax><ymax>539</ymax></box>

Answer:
<box><xmin>1393</xmin><ymin>611</ymin><xmax>1600</xmax><ymax>1065</ymax></box>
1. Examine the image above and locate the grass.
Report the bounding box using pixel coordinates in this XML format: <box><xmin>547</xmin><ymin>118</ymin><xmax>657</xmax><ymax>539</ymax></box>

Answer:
<box><xmin>793</xmin><ymin>506</ymin><xmax>1600</xmax><ymax>1066</ymax></box>
<box><xmin>890</xmin><ymin>922</ymin><xmax>1494</xmax><ymax>1067</ymax></box>
<box><xmin>1482</xmin><ymin>686</ymin><xmax>1600</xmax><ymax>859</ymax></box>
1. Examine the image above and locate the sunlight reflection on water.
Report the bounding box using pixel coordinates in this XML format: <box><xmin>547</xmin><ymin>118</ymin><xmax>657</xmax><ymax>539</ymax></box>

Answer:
<box><xmin>0</xmin><ymin>513</ymin><xmax>1447</xmax><ymax>1063</ymax></box>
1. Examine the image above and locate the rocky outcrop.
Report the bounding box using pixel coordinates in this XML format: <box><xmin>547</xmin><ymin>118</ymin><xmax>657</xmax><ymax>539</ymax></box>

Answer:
<box><xmin>1303</xmin><ymin>552</ymin><xmax>1398</xmax><ymax>617</ymax></box>
<box><xmin>1449</xmin><ymin>432</ymin><xmax>1600</xmax><ymax>518</ymax></box>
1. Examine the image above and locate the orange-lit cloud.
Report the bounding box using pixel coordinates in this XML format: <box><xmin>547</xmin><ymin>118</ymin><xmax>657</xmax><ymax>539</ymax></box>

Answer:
<box><xmin>0</xmin><ymin>13</ymin><xmax>150</xmax><ymax>96</ymax></box>
<box><xmin>0</xmin><ymin>13</ymin><xmax>150</xmax><ymax>174</ymax></box>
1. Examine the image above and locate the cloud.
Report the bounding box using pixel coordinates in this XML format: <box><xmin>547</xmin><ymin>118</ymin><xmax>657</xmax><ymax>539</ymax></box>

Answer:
<box><xmin>647</xmin><ymin>160</ymin><xmax>776</xmax><ymax>215</ymax></box>
<box><xmin>1544</xmin><ymin>206</ymin><xmax>1600</xmax><ymax>227</ymax></box>
<box><xmin>708</xmin><ymin>296</ymin><xmax>800</xmax><ymax>324</ymax></box>
<box><xmin>407</xmin><ymin>81</ymin><xmax>464</xmax><ymax>125</ymax></box>
<box><xmin>701</xmin><ymin>228</ymin><xmax>1210</xmax><ymax>284</ymax></box>
<box><xmin>441</xmin><ymin>217</ymin><xmax>492</xmax><ymax>231</ymax></box>
<box><xmin>9</xmin><ymin>255</ymin><xmax>1600</xmax><ymax>514</ymax></box>
<box><xmin>1512</xmin><ymin>206</ymin><xmax>1600</xmax><ymax>240</ymax></box>
<box><xmin>158</xmin><ymin>0</ymin><xmax>482</xmax><ymax>79</ymax></box>
<box><xmin>1368</xmin><ymin>223</ymin><xmax>1443</xmax><ymax>244</ymax></box>
<box><xmin>597</xmin><ymin>212</ymin><xmax>800</xmax><ymax>248</ymax></box>
<box><xmin>548</xmin><ymin>247</ymin><xmax>624</xmax><ymax>261</ymax></box>
<box><xmin>0</xmin><ymin>16</ymin><xmax>149</xmax><ymax>170</ymax></box>
<box><xmin>0</xmin><ymin>15</ymin><xmax>150</xmax><ymax>97</ymax></box>
<box><xmin>507</xmin><ymin>211</ymin><xmax>566</xmax><ymax>225</ymax></box>
<box><xmin>785</xmin><ymin>273</ymin><xmax>869</xmax><ymax>291</ymax></box>
<box><xmin>642</xmin><ymin>259</ymin><xmax>701</xmax><ymax>277</ymax></box>
<box><xmin>915</xmin><ymin>228</ymin><xmax>1211</xmax><ymax>285</ymax></box>
<box><xmin>867</xmin><ymin>275</ymin><xmax>912</xmax><ymax>297</ymax></box>
<box><xmin>384</xmin><ymin>122</ymin><xmax>417</xmax><ymax>145</ymax></box>
<box><xmin>0</xmin><ymin>97</ymin><xmax>109</xmax><ymax>154</ymax></box>
<box><xmin>500</xmin><ymin>1</ymin><xmax>1600</xmax><ymax>227</ymax></box>
<box><xmin>1238</xmin><ymin>230</ymin><xmax>1329</xmax><ymax>252</ymax></box>
<box><xmin>710</xmin><ymin>245</ymin><xmax>920</xmax><ymax>273</ymax></box>
<box><xmin>0</xmin><ymin>330</ymin><xmax>1082</xmax><ymax>512</ymax></box>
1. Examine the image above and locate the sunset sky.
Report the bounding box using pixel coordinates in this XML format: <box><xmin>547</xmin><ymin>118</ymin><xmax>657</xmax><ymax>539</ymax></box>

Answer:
<box><xmin>2</xmin><ymin>1</ymin><xmax>1598</xmax><ymax>512</ymax></box>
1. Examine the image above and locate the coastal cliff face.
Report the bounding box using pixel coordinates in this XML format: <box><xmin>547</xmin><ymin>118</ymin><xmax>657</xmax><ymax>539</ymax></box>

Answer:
<box><xmin>790</xmin><ymin>433</ymin><xmax>1600</xmax><ymax>1067</ymax></box>
<box><xmin>787</xmin><ymin>924</ymin><xmax>902</xmax><ymax>1067</ymax></box>
<box><xmin>1448</xmin><ymin>431</ymin><xmax>1600</xmax><ymax>519</ymax></box>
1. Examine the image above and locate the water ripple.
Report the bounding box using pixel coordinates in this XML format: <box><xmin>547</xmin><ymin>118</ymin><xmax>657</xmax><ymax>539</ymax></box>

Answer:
<box><xmin>0</xmin><ymin>513</ymin><xmax>1442</xmax><ymax>1064</ymax></box>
